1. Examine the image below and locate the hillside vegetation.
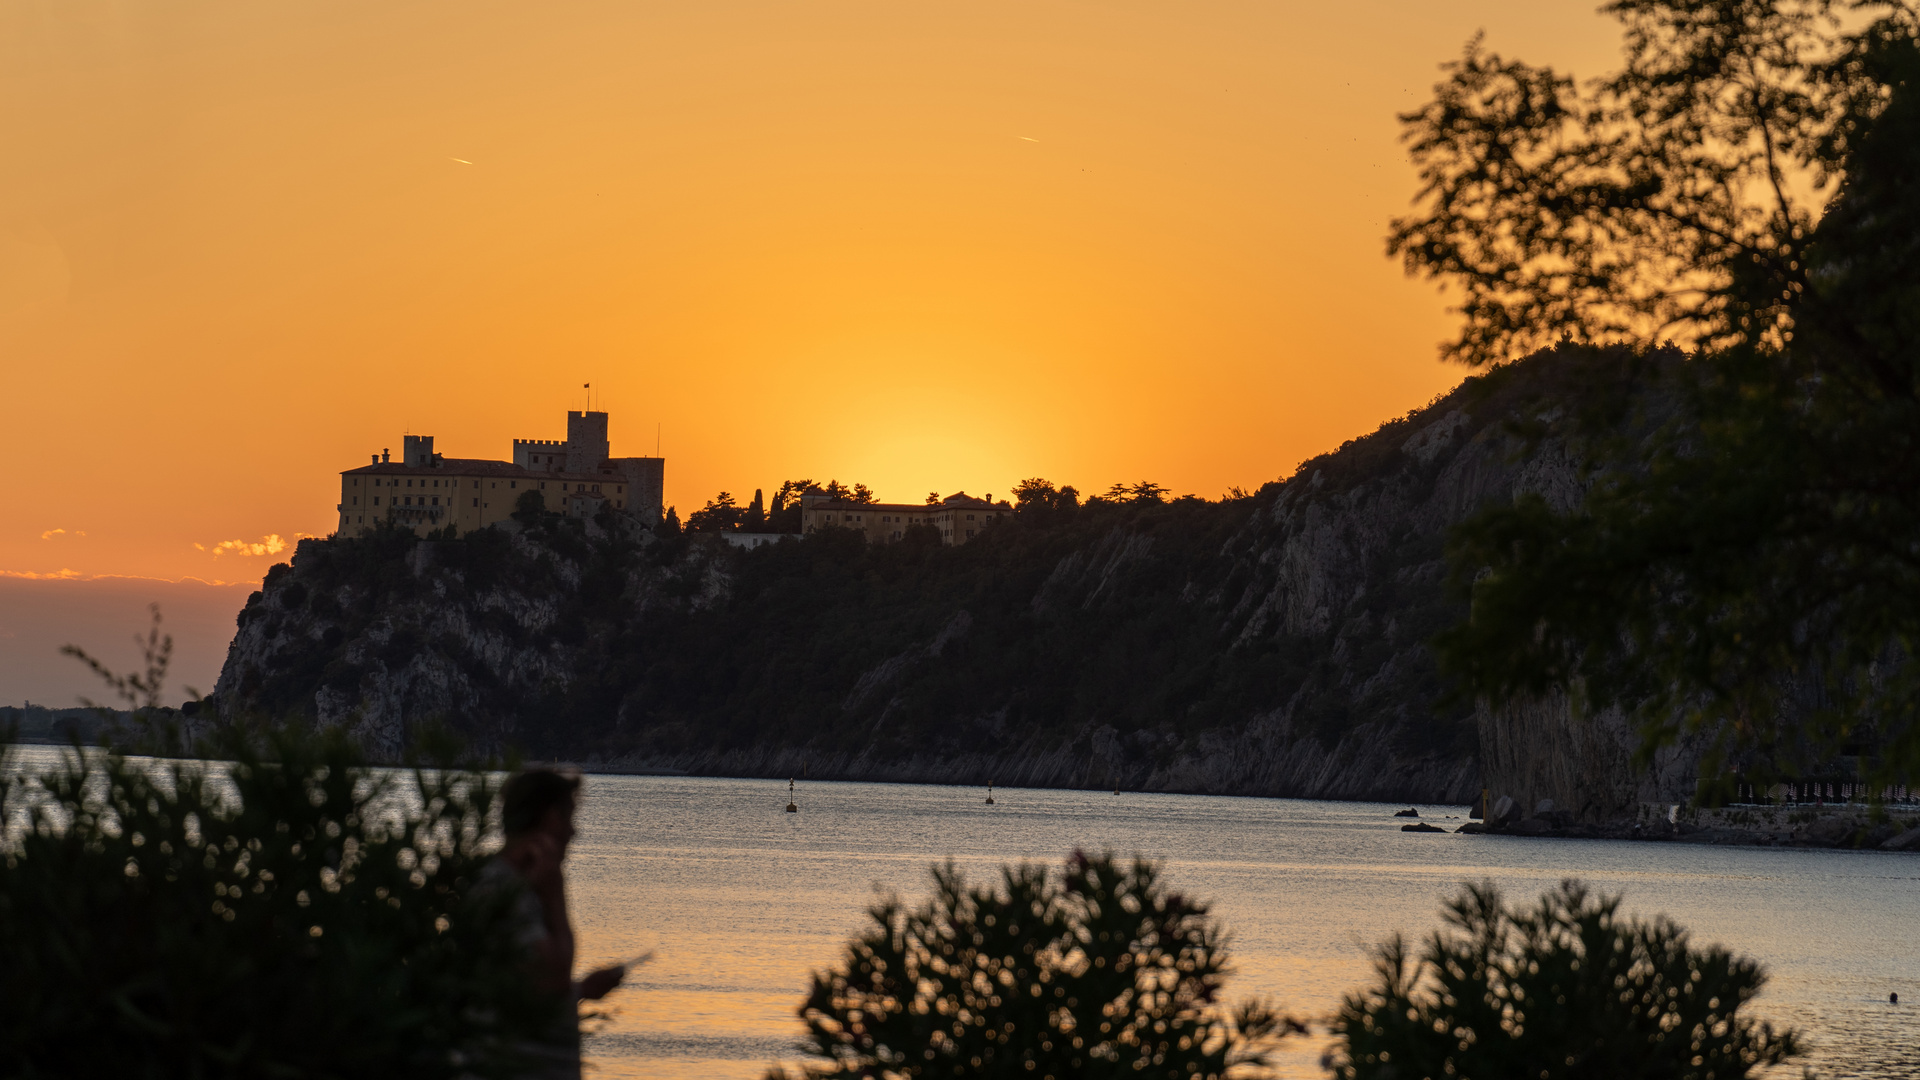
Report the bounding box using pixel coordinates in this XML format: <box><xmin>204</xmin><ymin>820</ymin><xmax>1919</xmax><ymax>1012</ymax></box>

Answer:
<box><xmin>214</xmin><ymin>347</ymin><xmax>1642</xmax><ymax>803</ymax></box>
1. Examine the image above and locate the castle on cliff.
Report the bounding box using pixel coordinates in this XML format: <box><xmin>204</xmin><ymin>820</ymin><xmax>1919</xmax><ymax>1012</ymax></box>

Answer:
<box><xmin>336</xmin><ymin>410</ymin><xmax>664</xmax><ymax>536</ymax></box>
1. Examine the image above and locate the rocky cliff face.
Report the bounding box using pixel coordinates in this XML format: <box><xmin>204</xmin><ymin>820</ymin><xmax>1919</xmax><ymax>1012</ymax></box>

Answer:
<box><xmin>216</xmin><ymin>349</ymin><xmax>1699</xmax><ymax>812</ymax></box>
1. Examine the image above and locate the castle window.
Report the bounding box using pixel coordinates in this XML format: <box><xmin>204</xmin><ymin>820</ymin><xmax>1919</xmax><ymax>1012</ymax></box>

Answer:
<box><xmin>473</xmin><ymin>498</ymin><xmax>480</xmax><ymax>507</ymax></box>
<box><xmin>352</xmin><ymin>497</ymin><xmax>358</xmax><ymax>505</ymax></box>
<box><xmin>406</xmin><ymin>479</ymin><xmax>413</xmax><ymax>487</ymax></box>
<box><xmin>431</xmin><ymin>497</ymin><xmax>438</xmax><ymax>506</ymax></box>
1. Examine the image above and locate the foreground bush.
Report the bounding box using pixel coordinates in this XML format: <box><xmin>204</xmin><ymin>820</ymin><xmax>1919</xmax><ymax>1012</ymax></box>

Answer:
<box><xmin>1330</xmin><ymin>880</ymin><xmax>1802</xmax><ymax>1080</ymax></box>
<box><xmin>0</xmin><ymin>729</ymin><xmax>557</xmax><ymax>1078</ymax></box>
<box><xmin>776</xmin><ymin>851</ymin><xmax>1284</xmax><ymax>1080</ymax></box>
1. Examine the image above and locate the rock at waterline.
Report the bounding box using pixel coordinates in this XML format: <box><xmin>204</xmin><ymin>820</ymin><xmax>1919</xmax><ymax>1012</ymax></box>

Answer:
<box><xmin>1401</xmin><ymin>822</ymin><xmax>1446</xmax><ymax>833</ymax></box>
<box><xmin>1881</xmin><ymin>825</ymin><xmax>1920</xmax><ymax>851</ymax></box>
<box><xmin>1393</xmin><ymin>808</ymin><xmax>1420</xmax><ymax>817</ymax></box>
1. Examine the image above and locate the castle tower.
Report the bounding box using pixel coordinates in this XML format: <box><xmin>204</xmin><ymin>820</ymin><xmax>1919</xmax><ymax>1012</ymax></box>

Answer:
<box><xmin>565</xmin><ymin>410</ymin><xmax>610</xmax><ymax>472</ymax></box>
<box><xmin>402</xmin><ymin>434</ymin><xmax>435</xmax><ymax>467</ymax></box>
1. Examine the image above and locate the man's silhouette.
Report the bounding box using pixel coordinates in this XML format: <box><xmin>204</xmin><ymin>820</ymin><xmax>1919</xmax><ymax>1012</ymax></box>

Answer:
<box><xmin>487</xmin><ymin>768</ymin><xmax>626</xmax><ymax>1078</ymax></box>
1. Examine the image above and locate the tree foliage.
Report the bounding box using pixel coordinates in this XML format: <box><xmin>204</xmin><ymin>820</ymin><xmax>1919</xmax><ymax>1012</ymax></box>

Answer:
<box><xmin>1095</xmin><ymin>481</ymin><xmax>1170</xmax><ymax>505</ymax></box>
<box><xmin>0</xmin><ymin>726</ymin><xmax>557</xmax><ymax>1077</ymax></box>
<box><xmin>688</xmin><ymin>490</ymin><xmax>740</xmax><ymax>532</ymax></box>
<box><xmin>1406</xmin><ymin>0</ymin><xmax>1920</xmax><ymax>780</ymax></box>
<box><xmin>1390</xmin><ymin>0</ymin><xmax>1884</xmax><ymax>365</ymax></box>
<box><xmin>512</xmin><ymin>488</ymin><xmax>549</xmax><ymax>525</ymax></box>
<box><xmin>1330</xmin><ymin>880</ymin><xmax>1801</xmax><ymax>1080</ymax></box>
<box><xmin>776</xmin><ymin>852</ymin><xmax>1284</xmax><ymax>1080</ymax></box>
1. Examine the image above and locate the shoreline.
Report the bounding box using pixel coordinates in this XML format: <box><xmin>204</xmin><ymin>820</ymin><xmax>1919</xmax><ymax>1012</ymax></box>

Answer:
<box><xmin>16</xmin><ymin>742</ymin><xmax>1920</xmax><ymax>852</ymax></box>
<box><xmin>1461</xmin><ymin>801</ymin><xmax>1920</xmax><ymax>851</ymax></box>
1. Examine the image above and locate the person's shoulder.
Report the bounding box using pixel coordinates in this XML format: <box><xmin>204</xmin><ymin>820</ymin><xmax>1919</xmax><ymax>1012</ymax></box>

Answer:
<box><xmin>472</xmin><ymin>854</ymin><xmax>527</xmax><ymax>898</ymax></box>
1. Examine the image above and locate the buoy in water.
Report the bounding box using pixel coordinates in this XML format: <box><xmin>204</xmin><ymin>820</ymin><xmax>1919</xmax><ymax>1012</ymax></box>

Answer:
<box><xmin>985</xmin><ymin>781</ymin><xmax>995</xmax><ymax>806</ymax></box>
<box><xmin>785</xmin><ymin>777</ymin><xmax>798</xmax><ymax>813</ymax></box>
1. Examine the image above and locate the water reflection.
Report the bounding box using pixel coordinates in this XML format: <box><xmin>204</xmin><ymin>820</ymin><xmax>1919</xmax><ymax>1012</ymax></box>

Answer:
<box><xmin>568</xmin><ymin>776</ymin><xmax>1920</xmax><ymax>1079</ymax></box>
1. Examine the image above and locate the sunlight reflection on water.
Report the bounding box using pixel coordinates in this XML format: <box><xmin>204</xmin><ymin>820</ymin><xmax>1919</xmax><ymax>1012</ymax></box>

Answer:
<box><xmin>569</xmin><ymin>776</ymin><xmax>1920</xmax><ymax>1079</ymax></box>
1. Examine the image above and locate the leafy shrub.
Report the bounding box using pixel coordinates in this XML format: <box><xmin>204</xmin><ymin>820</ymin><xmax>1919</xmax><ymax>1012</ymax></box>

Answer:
<box><xmin>0</xmin><ymin>728</ymin><xmax>558</xmax><ymax>1078</ymax></box>
<box><xmin>1329</xmin><ymin>880</ymin><xmax>1801</xmax><ymax>1080</ymax></box>
<box><xmin>774</xmin><ymin>851</ymin><xmax>1284</xmax><ymax>1080</ymax></box>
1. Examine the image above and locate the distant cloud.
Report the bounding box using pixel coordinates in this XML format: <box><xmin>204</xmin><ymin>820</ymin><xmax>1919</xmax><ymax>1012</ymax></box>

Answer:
<box><xmin>197</xmin><ymin>534</ymin><xmax>288</xmax><ymax>558</ymax></box>
<box><xmin>0</xmin><ymin>569</ymin><xmax>247</xmax><ymax>585</ymax></box>
<box><xmin>39</xmin><ymin>528</ymin><xmax>85</xmax><ymax>540</ymax></box>
<box><xmin>448</xmin><ymin>157</ymin><xmax>473</xmax><ymax>165</ymax></box>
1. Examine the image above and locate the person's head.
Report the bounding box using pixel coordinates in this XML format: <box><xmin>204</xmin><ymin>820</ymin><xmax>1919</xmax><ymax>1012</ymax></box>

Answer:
<box><xmin>502</xmin><ymin>768</ymin><xmax>582</xmax><ymax>850</ymax></box>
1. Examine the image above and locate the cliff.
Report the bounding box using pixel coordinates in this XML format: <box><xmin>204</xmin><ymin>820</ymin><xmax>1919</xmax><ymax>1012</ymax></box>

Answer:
<box><xmin>214</xmin><ymin>347</ymin><xmax>1699</xmax><ymax>810</ymax></box>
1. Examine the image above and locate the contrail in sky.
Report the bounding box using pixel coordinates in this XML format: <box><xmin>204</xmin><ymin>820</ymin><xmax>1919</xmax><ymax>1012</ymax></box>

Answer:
<box><xmin>448</xmin><ymin>157</ymin><xmax>473</xmax><ymax>164</ymax></box>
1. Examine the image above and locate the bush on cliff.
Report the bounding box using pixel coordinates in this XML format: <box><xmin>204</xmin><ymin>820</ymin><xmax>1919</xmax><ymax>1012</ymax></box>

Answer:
<box><xmin>773</xmin><ymin>851</ymin><xmax>1286</xmax><ymax>1080</ymax></box>
<box><xmin>1330</xmin><ymin>880</ymin><xmax>1801</xmax><ymax>1080</ymax></box>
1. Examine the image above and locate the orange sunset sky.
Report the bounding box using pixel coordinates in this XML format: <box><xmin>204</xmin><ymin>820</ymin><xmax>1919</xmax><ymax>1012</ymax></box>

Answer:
<box><xmin>2</xmin><ymin>0</ymin><xmax>1621</xmax><ymax>701</ymax></box>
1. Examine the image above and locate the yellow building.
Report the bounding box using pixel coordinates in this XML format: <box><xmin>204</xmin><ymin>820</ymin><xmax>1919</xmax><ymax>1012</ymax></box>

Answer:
<box><xmin>798</xmin><ymin>488</ymin><xmax>1011</xmax><ymax>545</ymax></box>
<box><xmin>336</xmin><ymin>411</ymin><xmax>664</xmax><ymax>537</ymax></box>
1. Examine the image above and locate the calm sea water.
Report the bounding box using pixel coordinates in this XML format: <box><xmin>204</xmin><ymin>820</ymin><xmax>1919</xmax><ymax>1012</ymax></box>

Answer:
<box><xmin>569</xmin><ymin>776</ymin><xmax>1920</xmax><ymax>1079</ymax></box>
<box><xmin>9</xmin><ymin>745</ymin><xmax>1911</xmax><ymax>1077</ymax></box>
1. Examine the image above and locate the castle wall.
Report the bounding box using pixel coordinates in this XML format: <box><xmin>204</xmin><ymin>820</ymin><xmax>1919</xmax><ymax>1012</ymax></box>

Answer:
<box><xmin>514</xmin><ymin>439</ymin><xmax>566</xmax><ymax>471</ymax></box>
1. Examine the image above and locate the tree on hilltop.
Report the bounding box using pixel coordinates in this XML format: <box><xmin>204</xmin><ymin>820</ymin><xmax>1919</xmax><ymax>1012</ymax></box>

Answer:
<box><xmin>1097</xmin><ymin>481</ymin><xmax>1168</xmax><ymax>505</ymax></box>
<box><xmin>1013</xmin><ymin>478</ymin><xmax>1083</xmax><ymax>520</ymax></box>
<box><xmin>767</xmin><ymin>480</ymin><xmax>814</xmax><ymax>533</ymax></box>
<box><xmin>687</xmin><ymin>491</ymin><xmax>739</xmax><ymax>532</ymax></box>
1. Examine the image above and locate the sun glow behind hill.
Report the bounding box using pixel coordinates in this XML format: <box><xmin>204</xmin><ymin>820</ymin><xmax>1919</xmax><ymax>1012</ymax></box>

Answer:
<box><xmin>1</xmin><ymin>0</ymin><xmax>1621</xmax><ymax>588</ymax></box>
